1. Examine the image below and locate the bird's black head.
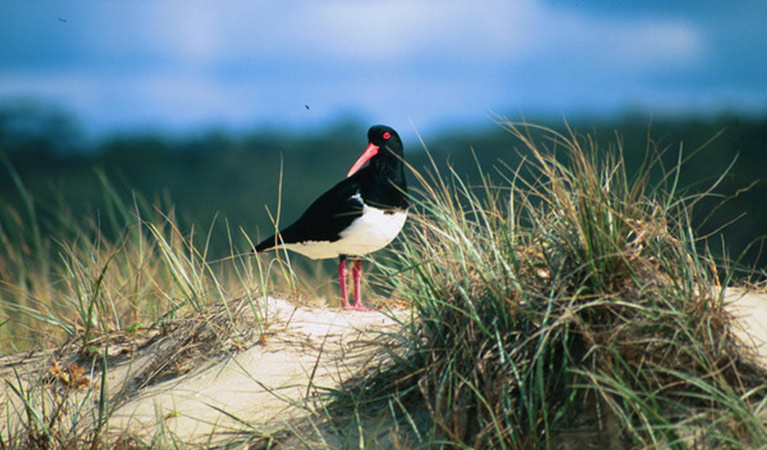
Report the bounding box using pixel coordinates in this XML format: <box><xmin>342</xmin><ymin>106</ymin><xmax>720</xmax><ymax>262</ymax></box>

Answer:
<box><xmin>367</xmin><ymin>125</ymin><xmax>402</xmax><ymax>153</ymax></box>
<box><xmin>347</xmin><ymin>125</ymin><xmax>404</xmax><ymax>177</ymax></box>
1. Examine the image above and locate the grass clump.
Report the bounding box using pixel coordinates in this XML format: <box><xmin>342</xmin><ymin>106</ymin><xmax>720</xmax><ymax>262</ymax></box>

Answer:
<box><xmin>343</xmin><ymin>121</ymin><xmax>767</xmax><ymax>448</ymax></box>
<box><xmin>0</xmin><ymin>163</ymin><xmax>281</xmax><ymax>448</ymax></box>
<box><xmin>0</xmin><ymin>161</ymin><xmax>277</xmax><ymax>354</ymax></box>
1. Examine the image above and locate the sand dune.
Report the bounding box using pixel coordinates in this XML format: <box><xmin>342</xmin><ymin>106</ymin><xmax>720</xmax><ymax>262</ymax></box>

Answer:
<box><xmin>1</xmin><ymin>289</ymin><xmax>765</xmax><ymax>446</ymax></box>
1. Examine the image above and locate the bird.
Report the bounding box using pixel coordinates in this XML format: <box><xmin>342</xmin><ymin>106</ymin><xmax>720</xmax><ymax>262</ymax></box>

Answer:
<box><xmin>255</xmin><ymin>125</ymin><xmax>409</xmax><ymax>311</ymax></box>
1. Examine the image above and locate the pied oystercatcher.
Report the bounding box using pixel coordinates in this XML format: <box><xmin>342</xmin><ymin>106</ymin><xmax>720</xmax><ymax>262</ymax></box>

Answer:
<box><xmin>255</xmin><ymin>125</ymin><xmax>408</xmax><ymax>311</ymax></box>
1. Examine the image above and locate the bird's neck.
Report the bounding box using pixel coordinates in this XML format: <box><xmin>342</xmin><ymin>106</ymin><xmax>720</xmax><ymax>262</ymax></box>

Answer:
<box><xmin>360</xmin><ymin>154</ymin><xmax>407</xmax><ymax>210</ymax></box>
<box><xmin>372</xmin><ymin>157</ymin><xmax>406</xmax><ymax>189</ymax></box>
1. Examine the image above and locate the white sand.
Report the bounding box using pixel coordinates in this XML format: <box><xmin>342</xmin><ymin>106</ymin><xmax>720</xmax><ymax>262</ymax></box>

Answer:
<box><xmin>725</xmin><ymin>287</ymin><xmax>767</xmax><ymax>368</ymax></box>
<box><xmin>106</xmin><ymin>297</ymin><xmax>406</xmax><ymax>444</ymax></box>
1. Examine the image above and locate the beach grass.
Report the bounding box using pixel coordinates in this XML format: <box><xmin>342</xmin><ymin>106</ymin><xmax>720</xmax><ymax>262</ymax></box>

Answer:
<box><xmin>332</xmin><ymin>120</ymin><xmax>767</xmax><ymax>448</ymax></box>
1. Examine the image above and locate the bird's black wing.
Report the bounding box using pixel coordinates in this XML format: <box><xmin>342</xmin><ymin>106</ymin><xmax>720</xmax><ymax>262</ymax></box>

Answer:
<box><xmin>255</xmin><ymin>176</ymin><xmax>364</xmax><ymax>252</ymax></box>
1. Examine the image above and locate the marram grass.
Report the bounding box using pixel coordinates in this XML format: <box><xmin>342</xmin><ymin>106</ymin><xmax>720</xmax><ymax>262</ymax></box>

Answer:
<box><xmin>339</xmin><ymin>121</ymin><xmax>767</xmax><ymax>449</ymax></box>
<box><xmin>0</xmin><ymin>165</ymin><xmax>307</xmax><ymax>355</ymax></box>
<box><xmin>0</xmin><ymin>166</ymin><xmax>299</xmax><ymax>448</ymax></box>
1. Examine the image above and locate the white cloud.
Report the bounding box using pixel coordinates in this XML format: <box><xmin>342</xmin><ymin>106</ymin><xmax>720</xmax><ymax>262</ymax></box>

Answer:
<box><xmin>267</xmin><ymin>1</ymin><xmax>705</xmax><ymax>70</ymax></box>
<box><xmin>550</xmin><ymin>13</ymin><xmax>705</xmax><ymax>70</ymax></box>
<box><xmin>0</xmin><ymin>0</ymin><xmax>723</xmax><ymax>133</ymax></box>
<box><xmin>48</xmin><ymin>1</ymin><xmax>706</xmax><ymax>73</ymax></box>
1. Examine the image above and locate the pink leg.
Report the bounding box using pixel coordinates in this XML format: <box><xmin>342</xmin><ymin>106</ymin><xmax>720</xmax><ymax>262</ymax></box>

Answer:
<box><xmin>338</xmin><ymin>256</ymin><xmax>350</xmax><ymax>309</ymax></box>
<box><xmin>346</xmin><ymin>259</ymin><xmax>373</xmax><ymax>311</ymax></box>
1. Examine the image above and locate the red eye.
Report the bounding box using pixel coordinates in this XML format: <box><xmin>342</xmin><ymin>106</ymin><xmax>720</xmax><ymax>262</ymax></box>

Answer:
<box><xmin>383</xmin><ymin>132</ymin><xmax>391</xmax><ymax>139</ymax></box>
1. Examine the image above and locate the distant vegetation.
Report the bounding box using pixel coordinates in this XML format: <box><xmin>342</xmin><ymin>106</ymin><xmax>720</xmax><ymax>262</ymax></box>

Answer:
<box><xmin>1</xmin><ymin>101</ymin><xmax>765</xmax><ymax>272</ymax></box>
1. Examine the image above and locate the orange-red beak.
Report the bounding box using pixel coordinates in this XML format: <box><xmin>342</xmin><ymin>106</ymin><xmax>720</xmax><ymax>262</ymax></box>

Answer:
<box><xmin>347</xmin><ymin>143</ymin><xmax>379</xmax><ymax>177</ymax></box>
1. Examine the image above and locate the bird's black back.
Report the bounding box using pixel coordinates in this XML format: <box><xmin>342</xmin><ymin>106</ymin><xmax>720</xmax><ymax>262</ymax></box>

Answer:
<box><xmin>255</xmin><ymin>125</ymin><xmax>408</xmax><ymax>253</ymax></box>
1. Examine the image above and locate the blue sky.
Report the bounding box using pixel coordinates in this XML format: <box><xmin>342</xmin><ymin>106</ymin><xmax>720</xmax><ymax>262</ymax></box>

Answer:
<box><xmin>1</xmin><ymin>1</ymin><xmax>765</xmax><ymax>138</ymax></box>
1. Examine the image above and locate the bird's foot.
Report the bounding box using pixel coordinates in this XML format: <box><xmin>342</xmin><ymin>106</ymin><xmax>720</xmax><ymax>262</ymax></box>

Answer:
<box><xmin>342</xmin><ymin>303</ymin><xmax>376</xmax><ymax>312</ymax></box>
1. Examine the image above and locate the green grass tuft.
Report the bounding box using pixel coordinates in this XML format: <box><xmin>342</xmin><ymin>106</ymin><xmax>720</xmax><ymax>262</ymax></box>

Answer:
<box><xmin>337</xmin><ymin>121</ymin><xmax>767</xmax><ymax>448</ymax></box>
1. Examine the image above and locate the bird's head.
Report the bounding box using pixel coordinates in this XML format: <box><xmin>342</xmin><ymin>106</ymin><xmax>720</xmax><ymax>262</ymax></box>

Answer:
<box><xmin>347</xmin><ymin>125</ymin><xmax>402</xmax><ymax>177</ymax></box>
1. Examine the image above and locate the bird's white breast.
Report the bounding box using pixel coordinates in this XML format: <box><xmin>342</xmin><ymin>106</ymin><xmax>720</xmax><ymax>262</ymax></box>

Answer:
<box><xmin>283</xmin><ymin>204</ymin><xmax>408</xmax><ymax>260</ymax></box>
